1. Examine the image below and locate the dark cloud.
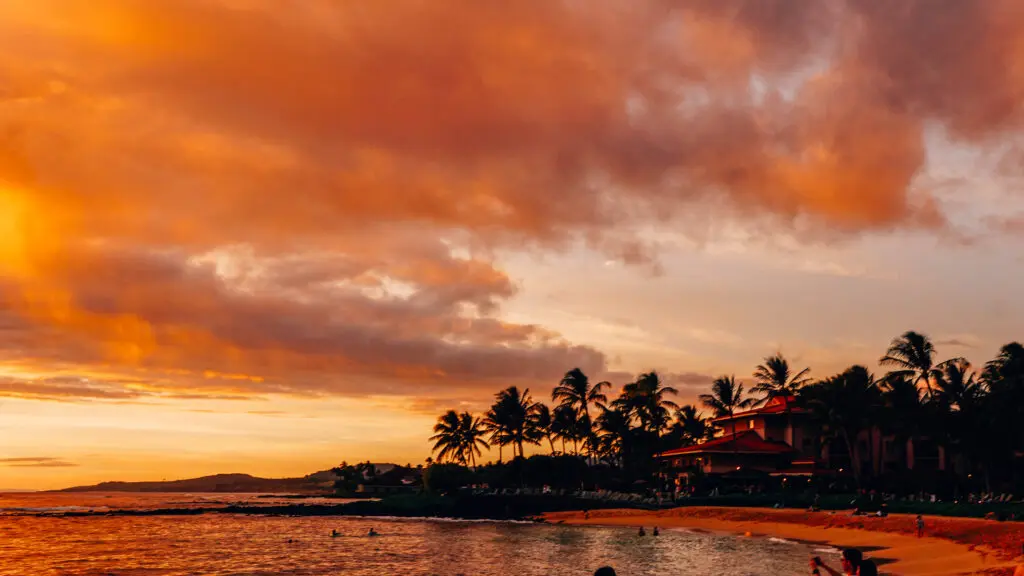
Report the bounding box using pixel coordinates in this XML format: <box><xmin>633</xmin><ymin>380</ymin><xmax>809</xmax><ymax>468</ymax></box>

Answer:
<box><xmin>0</xmin><ymin>0</ymin><xmax>1021</xmax><ymax>403</ymax></box>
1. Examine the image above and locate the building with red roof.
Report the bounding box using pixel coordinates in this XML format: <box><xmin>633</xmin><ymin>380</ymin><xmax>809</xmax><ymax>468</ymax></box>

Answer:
<box><xmin>658</xmin><ymin>396</ymin><xmax>819</xmax><ymax>477</ymax></box>
<box><xmin>658</xmin><ymin>395</ymin><xmax>948</xmax><ymax>483</ymax></box>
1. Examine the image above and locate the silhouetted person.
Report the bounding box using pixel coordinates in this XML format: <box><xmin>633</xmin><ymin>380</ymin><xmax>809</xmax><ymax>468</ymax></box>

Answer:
<box><xmin>594</xmin><ymin>567</ymin><xmax>616</xmax><ymax>576</ymax></box>
<box><xmin>652</xmin><ymin>526</ymin><xmax>659</xmax><ymax>536</ymax></box>
<box><xmin>811</xmin><ymin>548</ymin><xmax>861</xmax><ymax>576</ymax></box>
<box><xmin>916</xmin><ymin>514</ymin><xmax>925</xmax><ymax>538</ymax></box>
<box><xmin>858</xmin><ymin>559</ymin><xmax>878</xmax><ymax>576</ymax></box>
<box><xmin>330</xmin><ymin>530</ymin><xmax>339</xmax><ymax>538</ymax></box>
<box><xmin>637</xmin><ymin>526</ymin><xmax>646</xmax><ymax>536</ymax></box>
<box><xmin>368</xmin><ymin>528</ymin><xmax>379</xmax><ymax>537</ymax></box>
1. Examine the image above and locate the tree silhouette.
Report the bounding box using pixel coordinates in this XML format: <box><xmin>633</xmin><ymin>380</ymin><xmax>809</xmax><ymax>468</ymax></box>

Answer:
<box><xmin>552</xmin><ymin>368</ymin><xmax>609</xmax><ymax>458</ymax></box>
<box><xmin>752</xmin><ymin>353</ymin><xmax>811</xmax><ymax>403</ymax></box>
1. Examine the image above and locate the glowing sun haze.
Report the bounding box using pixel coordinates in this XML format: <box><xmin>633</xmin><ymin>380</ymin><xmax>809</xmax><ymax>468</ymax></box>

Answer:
<box><xmin>2</xmin><ymin>0</ymin><xmax>1024</xmax><ymax>489</ymax></box>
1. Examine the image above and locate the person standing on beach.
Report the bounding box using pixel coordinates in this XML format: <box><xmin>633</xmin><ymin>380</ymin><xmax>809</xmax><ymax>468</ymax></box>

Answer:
<box><xmin>916</xmin><ymin>514</ymin><xmax>925</xmax><ymax>538</ymax></box>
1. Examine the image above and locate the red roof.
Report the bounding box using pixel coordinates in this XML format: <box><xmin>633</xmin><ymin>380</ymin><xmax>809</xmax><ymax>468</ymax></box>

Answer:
<box><xmin>711</xmin><ymin>395</ymin><xmax>806</xmax><ymax>423</ymax></box>
<box><xmin>658</xmin><ymin>430</ymin><xmax>796</xmax><ymax>457</ymax></box>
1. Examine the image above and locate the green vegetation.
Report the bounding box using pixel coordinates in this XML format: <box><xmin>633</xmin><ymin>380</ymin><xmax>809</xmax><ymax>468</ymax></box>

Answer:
<box><xmin>429</xmin><ymin>331</ymin><xmax>1024</xmax><ymax>498</ymax></box>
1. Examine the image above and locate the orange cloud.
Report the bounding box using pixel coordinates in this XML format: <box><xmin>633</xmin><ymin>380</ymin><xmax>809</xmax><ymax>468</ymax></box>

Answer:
<box><xmin>0</xmin><ymin>0</ymin><xmax>1021</xmax><ymax>401</ymax></box>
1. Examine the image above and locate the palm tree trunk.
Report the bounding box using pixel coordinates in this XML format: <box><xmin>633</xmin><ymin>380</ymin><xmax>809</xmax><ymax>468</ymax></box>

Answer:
<box><xmin>548</xmin><ymin>436</ymin><xmax>556</xmax><ymax>454</ymax></box>
<box><xmin>583</xmin><ymin>405</ymin><xmax>593</xmax><ymax>458</ymax></box>
<box><xmin>841</xmin><ymin>429</ymin><xmax>861</xmax><ymax>488</ymax></box>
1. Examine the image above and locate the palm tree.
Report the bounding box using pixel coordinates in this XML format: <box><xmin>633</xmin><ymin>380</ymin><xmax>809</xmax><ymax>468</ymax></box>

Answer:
<box><xmin>430</xmin><ymin>410</ymin><xmax>489</xmax><ymax>466</ymax></box>
<box><xmin>669</xmin><ymin>404</ymin><xmax>708</xmax><ymax>446</ymax></box>
<box><xmin>552</xmin><ymin>368</ymin><xmax>610</xmax><ymax>457</ymax></box>
<box><xmin>932</xmin><ymin>358</ymin><xmax>986</xmax><ymax>482</ymax></box>
<box><xmin>617</xmin><ymin>371</ymin><xmax>679</xmax><ymax>434</ymax></box>
<box><xmin>460</xmin><ymin>412</ymin><xmax>490</xmax><ymax>468</ymax></box>
<box><xmin>594</xmin><ymin>403</ymin><xmax>632</xmax><ymax>465</ymax></box>
<box><xmin>880</xmin><ymin>331</ymin><xmax>961</xmax><ymax>398</ymax></box>
<box><xmin>932</xmin><ymin>358</ymin><xmax>981</xmax><ymax>411</ymax></box>
<box><xmin>430</xmin><ymin>410</ymin><xmax>465</xmax><ymax>464</ymax></box>
<box><xmin>982</xmin><ymin>342</ymin><xmax>1024</xmax><ymax>479</ymax></box>
<box><xmin>488</xmin><ymin>386</ymin><xmax>540</xmax><ymax>458</ymax></box>
<box><xmin>752</xmin><ymin>353</ymin><xmax>811</xmax><ymax>403</ymax></box>
<box><xmin>801</xmin><ymin>366</ymin><xmax>881</xmax><ymax>487</ymax></box>
<box><xmin>699</xmin><ymin>375</ymin><xmax>754</xmax><ymax>422</ymax></box>
<box><xmin>483</xmin><ymin>405</ymin><xmax>512</xmax><ymax>463</ymax></box>
<box><xmin>532</xmin><ymin>403</ymin><xmax>557</xmax><ymax>454</ymax></box>
<box><xmin>551</xmin><ymin>404</ymin><xmax>581</xmax><ymax>455</ymax></box>
<box><xmin>983</xmin><ymin>342</ymin><xmax>1024</xmax><ymax>390</ymax></box>
<box><xmin>878</xmin><ymin>372</ymin><xmax>925</xmax><ymax>472</ymax></box>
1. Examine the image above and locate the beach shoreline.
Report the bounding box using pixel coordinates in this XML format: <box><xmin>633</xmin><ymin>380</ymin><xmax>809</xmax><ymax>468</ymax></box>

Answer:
<box><xmin>542</xmin><ymin>507</ymin><xmax>1024</xmax><ymax>575</ymax></box>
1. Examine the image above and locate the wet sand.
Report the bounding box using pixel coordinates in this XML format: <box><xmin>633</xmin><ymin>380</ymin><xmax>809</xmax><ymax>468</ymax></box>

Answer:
<box><xmin>543</xmin><ymin>507</ymin><xmax>1024</xmax><ymax>575</ymax></box>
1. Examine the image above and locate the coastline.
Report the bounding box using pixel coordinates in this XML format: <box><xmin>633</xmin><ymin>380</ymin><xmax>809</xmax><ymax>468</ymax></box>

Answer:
<box><xmin>543</xmin><ymin>507</ymin><xmax>1024</xmax><ymax>576</ymax></box>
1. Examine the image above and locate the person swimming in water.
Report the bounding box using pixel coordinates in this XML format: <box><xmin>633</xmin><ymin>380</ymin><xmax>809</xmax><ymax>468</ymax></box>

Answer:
<box><xmin>330</xmin><ymin>529</ymin><xmax>340</xmax><ymax>537</ymax></box>
<box><xmin>368</xmin><ymin>528</ymin><xmax>379</xmax><ymax>537</ymax></box>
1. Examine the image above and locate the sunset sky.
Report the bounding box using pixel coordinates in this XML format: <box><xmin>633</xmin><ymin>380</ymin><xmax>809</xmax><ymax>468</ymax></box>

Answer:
<box><xmin>2</xmin><ymin>0</ymin><xmax>1024</xmax><ymax>490</ymax></box>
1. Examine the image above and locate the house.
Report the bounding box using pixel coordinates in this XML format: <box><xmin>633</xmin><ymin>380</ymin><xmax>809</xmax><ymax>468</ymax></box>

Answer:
<box><xmin>658</xmin><ymin>396</ymin><xmax>821</xmax><ymax>481</ymax></box>
<box><xmin>658</xmin><ymin>395</ymin><xmax>947</xmax><ymax>485</ymax></box>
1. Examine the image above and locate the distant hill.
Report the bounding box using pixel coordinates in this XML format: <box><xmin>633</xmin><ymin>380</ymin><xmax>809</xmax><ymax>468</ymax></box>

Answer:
<box><xmin>58</xmin><ymin>471</ymin><xmax>339</xmax><ymax>494</ymax></box>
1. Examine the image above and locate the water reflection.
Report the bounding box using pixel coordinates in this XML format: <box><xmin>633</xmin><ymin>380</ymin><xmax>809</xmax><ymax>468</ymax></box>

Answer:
<box><xmin>0</xmin><ymin>495</ymin><xmax>835</xmax><ymax>575</ymax></box>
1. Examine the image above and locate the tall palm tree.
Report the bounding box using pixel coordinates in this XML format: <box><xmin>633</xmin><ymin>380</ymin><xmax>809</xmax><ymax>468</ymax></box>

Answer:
<box><xmin>459</xmin><ymin>412</ymin><xmax>490</xmax><ymax>468</ymax></box>
<box><xmin>880</xmin><ymin>331</ymin><xmax>960</xmax><ymax>398</ymax></box>
<box><xmin>552</xmin><ymin>368</ymin><xmax>610</xmax><ymax>457</ymax></box>
<box><xmin>670</xmin><ymin>404</ymin><xmax>708</xmax><ymax>446</ymax></box>
<box><xmin>617</xmin><ymin>371</ymin><xmax>679</xmax><ymax>434</ymax></box>
<box><xmin>977</xmin><ymin>343</ymin><xmax>1024</xmax><ymax>490</ymax></box>
<box><xmin>931</xmin><ymin>358</ymin><xmax>986</xmax><ymax>481</ymax></box>
<box><xmin>532</xmin><ymin>403</ymin><xmax>557</xmax><ymax>454</ymax></box>
<box><xmin>430</xmin><ymin>410</ymin><xmax>465</xmax><ymax>464</ymax></box>
<box><xmin>932</xmin><ymin>358</ymin><xmax>981</xmax><ymax>411</ymax></box>
<box><xmin>877</xmin><ymin>372</ymin><xmax>924</xmax><ymax>471</ymax></box>
<box><xmin>983</xmin><ymin>342</ymin><xmax>1024</xmax><ymax>389</ymax></box>
<box><xmin>483</xmin><ymin>405</ymin><xmax>512</xmax><ymax>463</ymax></box>
<box><xmin>752</xmin><ymin>353</ymin><xmax>811</xmax><ymax>403</ymax></box>
<box><xmin>551</xmin><ymin>404</ymin><xmax>581</xmax><ymax>455</ymax></box>
<box><xmin>594</xmin><ymin>403</ymin><xmax>632</xmax><ymax>465</ymax></box>
<box><xmin>801</xmin><ymin>365</ymin><xmax>881</xmax><ymax>487</ymax></box>
<box><xmin>430</xmin><ymin>410</ymin><xmax>489</xmax><ymax>466</ymax></box>
<box><xmin>699</xmin><ymin>375</ymin><xmax>754</xmax><ymax>422</ymax></box>
<box><xmin>489</xmin><ymin>386</ymin><xmax>540</xmax><ymax>458</ymax></box>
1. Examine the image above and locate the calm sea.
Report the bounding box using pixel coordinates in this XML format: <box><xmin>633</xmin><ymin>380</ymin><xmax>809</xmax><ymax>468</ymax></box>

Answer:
<box><xmin>0</xmin><ymin>493</ymin><xmax>837</xmax><ymax>575</ymax></box>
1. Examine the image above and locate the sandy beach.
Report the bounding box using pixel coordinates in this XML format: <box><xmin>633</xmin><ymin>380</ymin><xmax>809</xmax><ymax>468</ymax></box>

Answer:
<box><xmin>543</xmin><ymin>507</ymin><xmax>1024</xmax><ymax>575</ymax></box>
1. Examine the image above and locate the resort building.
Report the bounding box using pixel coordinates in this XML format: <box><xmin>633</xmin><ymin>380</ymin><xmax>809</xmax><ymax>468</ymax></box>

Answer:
<box><xmin>658</xmin><ymin>396</ymin><xmax>820</xmax><ymax>480</ymax></box>
<box><xmin>657</xmin><ymin>395</ymin><xmax>946</xmax><ymax>484</ymax></box>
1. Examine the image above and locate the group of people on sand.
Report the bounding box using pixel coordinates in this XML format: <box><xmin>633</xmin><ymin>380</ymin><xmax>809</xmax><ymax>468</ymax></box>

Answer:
<box><xmin>811</xmin><ymin>548</ymin><xmax>877</xmax><ymax>576</ymax></box>
<box><xmin>636</xmin><ymin>526</ymin><xmax>658</xmax><ymax>536</ymax></box>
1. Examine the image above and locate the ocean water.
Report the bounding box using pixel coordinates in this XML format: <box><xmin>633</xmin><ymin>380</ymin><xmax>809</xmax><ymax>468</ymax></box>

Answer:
<box><xmin>0</xmin><ymin>493</ymin><xmax>835</xmax><ymax>575</ymax></box>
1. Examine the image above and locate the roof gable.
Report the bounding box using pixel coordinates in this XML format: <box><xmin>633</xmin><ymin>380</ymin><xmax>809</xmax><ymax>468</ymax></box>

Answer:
<box><xmin>658</xmin><ymin>430</ymin><xmax>796</xmax><ymax>457</ymax></box>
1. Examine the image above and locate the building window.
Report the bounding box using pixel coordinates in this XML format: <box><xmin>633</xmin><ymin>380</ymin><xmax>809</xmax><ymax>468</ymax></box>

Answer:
<box><xmin>749</xmin><ymin>419</ymin><xmax>755</xmax><ymax>429</ymax></box>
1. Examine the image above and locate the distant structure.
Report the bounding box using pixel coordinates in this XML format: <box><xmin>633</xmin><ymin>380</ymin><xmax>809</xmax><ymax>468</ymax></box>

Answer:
<box><xmin>658</xmin><ymin>396</ymin><xmax>945</xmax><ymax>486</ymax></box>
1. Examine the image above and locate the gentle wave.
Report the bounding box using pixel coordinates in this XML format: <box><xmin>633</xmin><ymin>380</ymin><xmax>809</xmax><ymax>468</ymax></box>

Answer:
<box><xmin>767</xmin><ymin>536</ymin><xmax>798</xmax><ymax>545</ymax></box>
<box><xmin>1</xmin><ymin>505</ymin><xmax>110</xmax><ymax>513</ymax></box>
<box><xmin>345</xmin><ymin>514</ymin><xmax>536</xmax><ymax>525</ymax></box>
